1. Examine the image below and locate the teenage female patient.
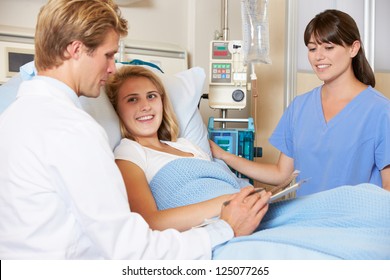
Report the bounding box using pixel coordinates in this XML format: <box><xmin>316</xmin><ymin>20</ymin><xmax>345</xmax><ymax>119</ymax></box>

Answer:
<box><xmin>105</xmin><ymin>65</ymin><xmax>271</xmax><ymax>231</ymax></box>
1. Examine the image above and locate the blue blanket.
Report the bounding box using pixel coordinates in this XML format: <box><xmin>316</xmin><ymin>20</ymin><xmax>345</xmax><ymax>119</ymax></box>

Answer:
<box><xmin>214</xmin><ymin>183</ymin><xmax>390</xmax><ymax>259</ymax></box>
<box><xmin>150</xmin><ymin>158</ymin><xmax>248</xmax><ymax>210</ymax></box>
<box><xmin>150</xmin><ymin>158</ymin><xmax>390</xmax><ymax>259</ymax></box>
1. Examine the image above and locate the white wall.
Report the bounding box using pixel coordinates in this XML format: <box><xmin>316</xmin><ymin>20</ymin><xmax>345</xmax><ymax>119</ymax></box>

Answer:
<box><xmin>0</xmin><ymin>0</ymin><xmax>189</xmax><ymax>47</ymax></box>
<box><xmin>117</xmin><ymin>0</ymin><xmax>189</xmax><ymax>48</ymax></box>
<box><xmin>0</xmin><ymin>0</ymin><xmax>46</xmax><ymax>28</ymax></box>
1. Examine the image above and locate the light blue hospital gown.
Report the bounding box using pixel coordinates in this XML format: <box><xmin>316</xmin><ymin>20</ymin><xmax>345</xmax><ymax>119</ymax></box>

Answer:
<box><xmin>269</xmin><ymin>85</ymin><xmax>390</xmax><ymax>196</ymax></box>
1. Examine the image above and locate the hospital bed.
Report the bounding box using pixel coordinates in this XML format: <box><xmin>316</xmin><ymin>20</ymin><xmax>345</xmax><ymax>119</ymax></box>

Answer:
<box><xmin>1</xmin><ymin>60</ymin><xmax>390</xmax><ymax>260</ymax></box>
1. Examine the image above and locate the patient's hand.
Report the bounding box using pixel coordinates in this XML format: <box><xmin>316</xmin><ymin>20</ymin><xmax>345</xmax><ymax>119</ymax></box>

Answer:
<box><xmin>220</xmin><ymin>186</ymin><xmax>271</xmax><ymax>237</ymax></box>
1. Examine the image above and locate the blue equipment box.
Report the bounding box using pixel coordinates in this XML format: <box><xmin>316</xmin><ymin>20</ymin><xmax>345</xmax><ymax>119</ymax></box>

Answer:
<box><xmin>208</xmin><ymin>117</ymin><xmax>255</xmax><ymax>180</ymax></box>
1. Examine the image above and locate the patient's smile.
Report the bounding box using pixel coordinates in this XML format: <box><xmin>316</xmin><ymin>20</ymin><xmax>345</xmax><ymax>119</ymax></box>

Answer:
<box><xmin>137</xmin><ymin>115</ymin><xmax>154</xmax><ymax>121</ymax></box>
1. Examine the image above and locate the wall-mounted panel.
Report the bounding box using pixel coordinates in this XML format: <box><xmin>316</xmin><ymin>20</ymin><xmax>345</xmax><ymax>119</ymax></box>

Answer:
<box><xmin>375</xmin><ymin>0</ymin><xmax>390</xmax><ymax>72</ymax></box>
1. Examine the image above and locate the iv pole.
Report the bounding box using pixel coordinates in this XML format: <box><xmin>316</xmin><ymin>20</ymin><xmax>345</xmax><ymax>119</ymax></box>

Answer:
<box><xmin>220</xmin><ymin>0</ymin><xmax>229</xmax><ymax>127</ymax></box>
<box><xmin>219</xmin><ymin>0</ymin><xmax>257</xmax><ymax>133</ymax></box>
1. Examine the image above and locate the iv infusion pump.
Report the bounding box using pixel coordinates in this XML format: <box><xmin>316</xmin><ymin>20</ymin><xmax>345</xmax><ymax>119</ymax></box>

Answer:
<box><xmin>208</xmin><ymin>40</ymin><xmax>247</xmax><ymax>110</ymax></box>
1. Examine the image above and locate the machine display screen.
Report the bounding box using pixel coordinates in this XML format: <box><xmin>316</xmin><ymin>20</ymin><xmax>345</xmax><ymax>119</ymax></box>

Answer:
<box><xmin>8</xmin><ymin>52</ymin><xmax>34</xmax><ymax>73</ymax></box>
<box><xmin>212</xmin><ymin>42</ymin><xmax>231</xmax><ymax>60</ymax></box>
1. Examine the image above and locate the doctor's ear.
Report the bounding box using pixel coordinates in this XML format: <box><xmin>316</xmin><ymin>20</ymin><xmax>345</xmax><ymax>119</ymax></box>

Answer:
<box><xmin>65</xmin><ymin>41</ymin><xmax>84</xmax><ymax>59</ymax></box>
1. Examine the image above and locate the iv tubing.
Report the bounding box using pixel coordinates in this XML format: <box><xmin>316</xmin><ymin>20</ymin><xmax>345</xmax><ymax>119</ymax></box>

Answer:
<box><xmin>250</xmin><ymin>62</ymin><xmax>258</xmax><ymax>143</ymax></box>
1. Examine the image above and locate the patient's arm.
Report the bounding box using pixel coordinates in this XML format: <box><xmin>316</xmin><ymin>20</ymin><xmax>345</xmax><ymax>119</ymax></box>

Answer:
<box><xmin>381</xmin><ymin>165</ymin><xmax>390</xmax><ymax>191</ymax></box>
<box><xmin>115</xmin><ymin>159</ymin><xmax>233</xmax><ymax>232</ymax></box>
<box><xmin>209</xmin><ymin>140</ymin><xmax>295</xmax><ymax>186</ymax></box>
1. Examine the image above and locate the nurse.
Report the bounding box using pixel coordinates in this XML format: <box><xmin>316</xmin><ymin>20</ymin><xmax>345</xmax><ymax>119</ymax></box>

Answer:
<box><xmin>210</xmin><ymin>9</ymin><xmax>390</xmax><ymax>196</ymax></box>
<box><xmin>0</xmin><ymin>0</ymin><xmax>266</xmax><ymax>259</ymax></box>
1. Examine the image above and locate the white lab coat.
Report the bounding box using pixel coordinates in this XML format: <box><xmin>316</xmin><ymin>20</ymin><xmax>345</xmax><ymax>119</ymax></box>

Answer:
<box><xmin>0</xmin><ymin>78</ymin><xmax>215</xmax><ymax>259</ymax></box>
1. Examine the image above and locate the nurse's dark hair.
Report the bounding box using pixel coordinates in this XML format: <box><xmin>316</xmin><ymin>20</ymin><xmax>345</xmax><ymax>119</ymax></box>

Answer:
<box><xmin>105</xmin><ymin>65</ymin><xmax>179</xmax><ymax>142</ymax></box>
<box><xmin>34</xmin><ymin>0</ymin><xmax>128</xmax><ymax>71</ymax></box>
<box><xmin>304</xmin><ymin>9</ymin><xmax>375</xmax><ymax>87</ymax></box>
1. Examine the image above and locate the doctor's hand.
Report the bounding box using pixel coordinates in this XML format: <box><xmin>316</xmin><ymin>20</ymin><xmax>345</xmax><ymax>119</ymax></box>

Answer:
<box><xmin>220</xmin><ymin>186</ymin><xmax>271</xmax><ymax>237</ymax></box>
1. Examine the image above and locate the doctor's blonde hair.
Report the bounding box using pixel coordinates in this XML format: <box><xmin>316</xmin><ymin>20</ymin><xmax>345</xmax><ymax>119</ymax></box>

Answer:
<box><xmin>105</xmin><ymin>66</ymin><xmax>180</xmax><ymax>142</ymax></box>
<box><xmin>34</xmin><ymin>0</ymin><xmax>128</xmax><ymax>71</ymax></box>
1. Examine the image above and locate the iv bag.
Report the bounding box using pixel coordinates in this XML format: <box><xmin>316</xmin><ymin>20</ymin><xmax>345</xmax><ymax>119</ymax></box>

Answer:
<box><xmin>241</xmin><ymin>0</ymin><xmax>271</xmax><ymax>65</ymax></box>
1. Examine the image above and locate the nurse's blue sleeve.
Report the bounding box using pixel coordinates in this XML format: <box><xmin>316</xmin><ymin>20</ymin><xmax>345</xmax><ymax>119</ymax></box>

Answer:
<box><xmin>376</xmin><ymin>105</ymin><xmax>390</xmax><ymax>170</ymax></box>
<box><xmin>269</xmin><ymin>101</ymin><xmax>295</xmax><ymax>158</ymax></box>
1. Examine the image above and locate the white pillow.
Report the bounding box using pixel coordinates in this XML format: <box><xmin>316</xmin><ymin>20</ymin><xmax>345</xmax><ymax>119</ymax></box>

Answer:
<box><xmin>157</xmin><ymin>66</ymin><xmax>211</xmax><ymax>155</ymax></box>
<box><xmin>0</xmin><ymin>62</ymin><xmax>211</xmax><ymax>156</ymax></box>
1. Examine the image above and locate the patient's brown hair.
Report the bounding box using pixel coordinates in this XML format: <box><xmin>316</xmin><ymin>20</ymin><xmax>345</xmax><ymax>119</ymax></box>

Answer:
<box><xmin>105</xmin><ymin>66</ymin><xmax>180</xmax><ymax>142</ymax></box>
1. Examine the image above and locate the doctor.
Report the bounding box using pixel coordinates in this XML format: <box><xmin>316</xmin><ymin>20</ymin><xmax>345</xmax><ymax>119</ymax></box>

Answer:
<box><xmin>0</xmin><ymin>0</ymin><xmax>268</xmax><ymax>259</ymax></box>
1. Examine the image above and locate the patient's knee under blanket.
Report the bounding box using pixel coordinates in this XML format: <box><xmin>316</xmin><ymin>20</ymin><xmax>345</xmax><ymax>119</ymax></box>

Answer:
<box><xmin>213</xmin><ymin>183</ymin><xmax>390</xmax><ymax>260</ymax></box>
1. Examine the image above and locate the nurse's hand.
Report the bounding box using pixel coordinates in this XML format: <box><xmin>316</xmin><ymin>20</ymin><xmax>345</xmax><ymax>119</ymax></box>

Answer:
<box><xmin>209</xmin><ymin>140</ymin><xmax>227</xmax><ymax>160</ymax></box>
<box><xmin>220</xmin><ymin>186</ymin><xmax>271</xmax><ymax>237</ymax></box>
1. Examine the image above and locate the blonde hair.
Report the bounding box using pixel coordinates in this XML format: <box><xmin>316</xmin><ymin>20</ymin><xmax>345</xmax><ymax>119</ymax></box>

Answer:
<box><xmin>105</xmin><ymin>66</ymin><xmax>180</xmax><ymax>141</ymax></box>
<box><xmin>35</xmin><ymin>0</ymin><xmax>128</xmax><ymax>71</ymax></box>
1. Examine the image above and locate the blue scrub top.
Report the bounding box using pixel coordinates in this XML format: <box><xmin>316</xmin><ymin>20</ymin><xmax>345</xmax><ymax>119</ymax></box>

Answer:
<box><xmin>270</xmin><ymin>86</ymin><xmax>390</xmax><ymax>196</ymax></box>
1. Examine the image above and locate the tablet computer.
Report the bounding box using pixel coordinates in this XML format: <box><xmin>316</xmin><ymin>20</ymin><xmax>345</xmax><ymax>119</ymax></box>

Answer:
<box><xmin>270</xmin><ymin>178</ymin><xmax>308</xmax><ymax>203</ymax></box>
